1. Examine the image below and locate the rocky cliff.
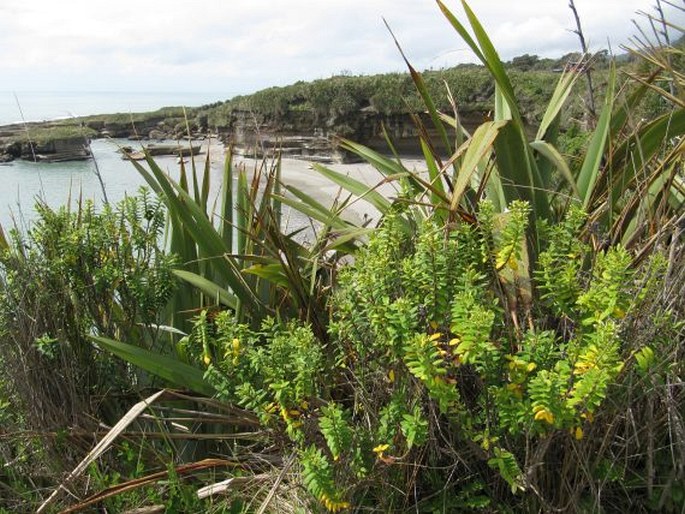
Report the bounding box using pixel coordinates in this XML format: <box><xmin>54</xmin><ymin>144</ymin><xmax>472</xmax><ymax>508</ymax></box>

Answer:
<box><xmin>214</xmin><ymin>108</ymin><xmax>487</xmax><ymax>163</ymax></box>
<box><xmin>0</xmin><ymin>123</ymin><xmax>93</xmax><ymax>163</ymax></box>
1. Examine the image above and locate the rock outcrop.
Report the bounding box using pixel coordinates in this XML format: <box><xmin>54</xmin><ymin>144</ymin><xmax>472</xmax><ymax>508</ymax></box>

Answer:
<box><xmin>0</xmin><ymin>123</ymin><xmax>92</xmax><ymax>163</ymax></box>
<box><xmin>0</xmin><ymin>104</ymin><xmax>488</xmax><ymax>164</ymax></box>
<box><xmin>214</xmin><ymin>108</ymin><xmax>487</xmax><ymax>163</ymax></box>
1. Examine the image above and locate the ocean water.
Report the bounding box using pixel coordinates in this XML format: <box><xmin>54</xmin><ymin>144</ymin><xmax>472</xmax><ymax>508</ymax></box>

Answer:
<box><xmin>0</xmin><ymin>90</ymin><xmax>228</xmax><ymax>126</ymax></box>
<box><xmin>0</xmin><ymin>91</ymin><xmax>323</xmax><ymax>238</ymax></box>
<box><xmin>1</xmin><ymin>139</ymin><xmax>158</xmax><ymax>231</ymax></box>
<box><xmin>0</xmin><ymin>91</ymin><xmax>231</xmax><ymax>231</ymax></box>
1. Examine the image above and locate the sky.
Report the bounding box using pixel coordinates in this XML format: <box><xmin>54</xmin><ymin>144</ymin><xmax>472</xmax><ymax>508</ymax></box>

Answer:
<box><xmin>1</xmin><ymin>0</ymin><xmax>683</xmax><ymax>98</ymax></box>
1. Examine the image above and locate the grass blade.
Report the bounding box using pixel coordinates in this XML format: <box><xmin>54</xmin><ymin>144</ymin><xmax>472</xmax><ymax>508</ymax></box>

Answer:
<box><xmin>36</xmin><ymin>390</ymin><xmax>169</xmax><ymax>513</ymax></box>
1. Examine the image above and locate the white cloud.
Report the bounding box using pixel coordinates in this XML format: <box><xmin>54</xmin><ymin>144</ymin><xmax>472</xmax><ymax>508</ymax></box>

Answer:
<box><xmin>1</xmin><ymin>0</ymin><xmax>683</xmax><ymax>95</ymax></box>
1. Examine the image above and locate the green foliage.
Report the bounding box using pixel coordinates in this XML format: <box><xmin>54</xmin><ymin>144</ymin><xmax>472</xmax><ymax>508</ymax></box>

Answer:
<box><xmin>197</xmin><ymin>63</ymin><xmax>568</xmax><ymax>132</ymax></box>
<box><xmin>6</xmin><ymin>2</ymin><xmax>683</xmax><ymax>513</ymax></box>
<box><xmin>0</xmin><ymin>191</ymin><xmax>178</xmax><ymax>510</ymax></box>
<box><xmin>536</xmin><ymin>205</ymin><xmax>588</xmax><ymax>317</ymax></box>
<box><xmin>487</xmin><ymin>447</ymin><xmax>524</xmax><ymax>494</ymax></box>
<box><xmin>400</xmin><ymin>404</ymin><xmax>429</xmax><ymax>449</ymax></box>
<box><xmin>301</xmin><ymin>446</ymin><xmax>349</xmax><ymax>512</ymax></box>
<box><xmin>170</xmin><ymin>191</ymin><xmax>675</xmax><ymax>511</ymax></box>
<box><xmin>319</xmin><ymin>403</ymin><xmax>353</xmax><ymax>462</ymax></box>
<box><xmin>20</xmin><ymin>123</ymin><xmax>97</xmax><ymax>145</ymax></box>
<box><xmin>0</xmin><ymin>190</ymin><xmax>176</xmax><ymax>398</ymax></box>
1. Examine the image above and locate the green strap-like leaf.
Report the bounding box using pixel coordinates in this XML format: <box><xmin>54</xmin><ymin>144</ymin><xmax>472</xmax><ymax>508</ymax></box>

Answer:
<box><xmin>577</xmin><ymin>65</ymin><xmax>615</xmax><ymax>209</ymax></box>
<box><xmin>243</xmin><ymin>263</ymin><xmax>291</xmax><ymax>288</ymax></box>
<box><xmin>438</xmin><ymin>0</ymin><xmax>524</xmax><ymax>128</ymax></box>
<box><xmin>173</xmin><ymin>269</ymin><xmax>238</xmax><ymax>309</ymax></box>
<box><xmin>91</xmin><ymin>336</ymin><xmax>215</xmax><ymax>397</ymax></box>
<box><xmin>219</xmin><ymin>148</ymin><xmax>234</xmax><ymax>254</ymax></box>
<box><xmin>450</xmin><ymin>120</ymin><xmax>507</xmax><ymax>211</ymax></box>
<box><xmin>530</xmin><ymin>140</ymin><xmax>580</xmax><ymax>199</ymax></box>
<box><xmin>311</xmin><ymin>163</ymin><xmax>394</xmax><ymax>214</ymax></box>
<box><xmin>536</xmin><ymin>70</ymin><xmax>580</xmax><ymax>140</ymax></box>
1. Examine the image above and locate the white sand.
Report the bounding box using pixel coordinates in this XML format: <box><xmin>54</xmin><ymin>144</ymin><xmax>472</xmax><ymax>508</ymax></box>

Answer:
<box><xmin>153</xmin><ymin>137</ymin><xmax>426</xmax><ymax>233</ymax></box>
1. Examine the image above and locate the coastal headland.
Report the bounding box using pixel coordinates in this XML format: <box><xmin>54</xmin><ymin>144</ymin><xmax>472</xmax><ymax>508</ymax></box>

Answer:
<box><xmin>0</xmin><ymin>104</ymin><xmax>486</xmax><ymax>165</ymax></box>
<box><xmin>0</xmin><ymin>56</ymin><xmax>599</xmax><ymax>164</ymax></box>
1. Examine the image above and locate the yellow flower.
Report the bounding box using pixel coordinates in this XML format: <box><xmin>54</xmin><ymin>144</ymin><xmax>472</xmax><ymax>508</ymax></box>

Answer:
<box><xmin>429</xmin><ymin>332</ymin><xmax>442</xmax><ymax>341</ymax></box>
<box><xmin>231</xmin><ymin>338</ymin><xmax>240</xmax><ymax>365</ymax></box>
<box><xmin>574</xmin><ymin>360</ymin><xmax>595</xmax><ymax>374</ymax></box>
<box><xmin>574</xmin><ymin>426</ymin><xmax>584</xmax><ymax>440</ymax></box>
<box><xmin>320</xmin><ymin>493</ymin><xmax>350</xmax><ymax>512</ymax></box>
<box><xmin>533</xmin><ymin>407</ymin><xmax>555</xmax><ymax>424</ymax></box>
<box><xmin>449</xmin><ymin>338</ymin><xmax>460</xmax><ymax>346</ymax></box>
<box><xmin>387</xmin><ymin>369</ymin><xmax>395</xmax><ymax>383</ymax></box>
<box><xmin>373</xmin><ymin>443</ymin><xmax>391</xmax><ymax>461</ymax></box>
<box><xmin>506</xmin><ymin>383</ymin><xmax>523</xmax><ymax>399</ymax></box>
<box><xmin>373</xmin><ymin>443</ymin><xmax>390</xmax><ymax>454</ymax></box>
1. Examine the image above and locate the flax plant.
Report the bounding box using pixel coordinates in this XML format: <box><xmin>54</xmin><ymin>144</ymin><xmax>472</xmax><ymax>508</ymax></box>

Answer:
<box><xmin>37</xmin><ymin>1</ymin><xmax>685</xmax><ymax>512</ymax></box>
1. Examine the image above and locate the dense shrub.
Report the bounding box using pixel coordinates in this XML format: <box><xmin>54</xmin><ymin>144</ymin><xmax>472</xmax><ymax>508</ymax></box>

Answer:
<box><xmin>0</xmin><ymin>190</ymin><xmax>176</xmax><ymax>507</ymax></box>
<box><xmin>179</xmin><ymin>202</ymin><xmax>683</xmax><ymax>511</ymax></box>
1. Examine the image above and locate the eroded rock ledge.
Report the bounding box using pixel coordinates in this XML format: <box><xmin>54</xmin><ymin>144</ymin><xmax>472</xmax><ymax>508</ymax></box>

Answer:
<box><xmin>0</xmin><ymin>107</ymin><xmax>487</xmax><ymax>164</ymax></box>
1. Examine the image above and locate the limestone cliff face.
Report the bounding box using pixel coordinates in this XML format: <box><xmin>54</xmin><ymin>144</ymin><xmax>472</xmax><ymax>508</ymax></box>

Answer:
<box><xmin>21</xmin><ymin>137</ymin><xmax>91</xmax><ymax>162</ymax></box>
<box><xmin>0</xmin><ymin>124</ymin><xmax>92</xmax><ymax>163</ymax></box>
<box><xmin>214</xmin><ymin>108</ymin><xmax>487</xmax><ymax>163</ymax></box>
<box><xmin>0</xmin><ymin>105</ymin><xmax>488</xmax><ymax>164</ymax></box>
<box><xmin>84</xmin><ymin>115</ymin><xmax>188</xmax><ymax>140</ymax></box>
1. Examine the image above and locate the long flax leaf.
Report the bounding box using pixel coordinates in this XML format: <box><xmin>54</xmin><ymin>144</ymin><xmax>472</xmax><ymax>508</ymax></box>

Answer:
<box><xmin>530</xmin><ymin>140</ymin><xmax>580</xmax><ymax>199</ymax></box>
<box><xmin>450</xmin><ymin>120</ymin><xmax>506</xmax><ymax>211</ymax></box>
<box><xmin>384</xmin><ymin>18</ymin><xmax>453</xmax><ymax>156</ymax></box>
<box><xmin>173</xmin><ymin>269</ymin><xmax>238</xmax><ymax>309</ymax></box>
<box><xmin>142</xmin><ymin>154</ymin><xmax>260</xmax><ymax>313</ymax></box>
<box><xmin>420</xmin><ymin>137</ymin><xmax>447</xmax><ymax>221</ymax></box>
<box><xmin>536</xmin><ymin>69</ymin><xmax>581</xmax><ymax>140</ymax></box>
<box><xmin>311</xmin><ymin>163</ymin><xmax>394</xmax><ymax>215</ymax></box>
<box><xmin>607</xmin><ymin>108</ymin><xmax>685</xmax><ymax>207</ymax></box>
<box><xmin>577</xmin><ymin>66</ymin><xmax>616</xmax><ymax>209</ymax></box>
<box><xmin>437</xmin><ymin>0</ymin><xmax>524</xmax><ymax>128</ymax></box>
<box><xmin>92</xmin><ymin>337</ymin><xmax>214</xmax><ymax>396</ymax></box>
<box><xmin>219</xmin><ymin>148</ymin><xmax>234</xmax><ymax>254</ymax></box>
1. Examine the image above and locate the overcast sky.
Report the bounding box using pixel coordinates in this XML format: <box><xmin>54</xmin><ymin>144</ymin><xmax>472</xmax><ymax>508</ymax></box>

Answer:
<box><xmin>2</xmin><ymin>0</ymin><xmax>683</xmax><ymax>97</ymax></box>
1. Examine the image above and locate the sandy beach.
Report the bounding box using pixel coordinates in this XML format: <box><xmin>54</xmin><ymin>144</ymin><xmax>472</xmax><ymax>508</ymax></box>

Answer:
<box><xmin>165</xmin><ymin>137</ymin><xmax>426</xmax><ymax>233</ymax></box>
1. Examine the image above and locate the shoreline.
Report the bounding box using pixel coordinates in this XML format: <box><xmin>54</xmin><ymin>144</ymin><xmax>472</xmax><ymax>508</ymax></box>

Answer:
<box><xmin>165</xmin><ymin>137</ymin><xmax>423</xmax><ymax>228</ymax></box>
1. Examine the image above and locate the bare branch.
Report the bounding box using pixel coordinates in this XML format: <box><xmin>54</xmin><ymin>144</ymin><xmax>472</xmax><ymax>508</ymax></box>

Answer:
<box><xmin>568</xmin><ymin>0</ymin><xmax>597</xmax><ymax>122</ymax></box>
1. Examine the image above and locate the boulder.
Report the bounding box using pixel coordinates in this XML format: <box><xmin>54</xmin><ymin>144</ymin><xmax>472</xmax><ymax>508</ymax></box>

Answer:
<box><xmin>148</xmin><ymin>129</ymin><xmax>167</xmax><ymax>140</ymax></box>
